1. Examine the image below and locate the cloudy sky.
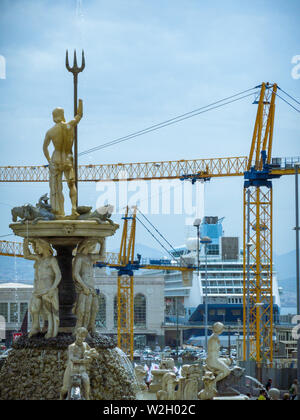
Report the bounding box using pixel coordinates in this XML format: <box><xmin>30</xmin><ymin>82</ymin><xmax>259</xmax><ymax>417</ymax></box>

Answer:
<box><xmin>0</xmin><ymin>0</ymin><xmax>299</xmax><ymax>256</ymax></box>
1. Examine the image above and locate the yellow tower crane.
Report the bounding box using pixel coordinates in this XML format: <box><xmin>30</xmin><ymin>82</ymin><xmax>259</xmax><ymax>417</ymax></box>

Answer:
<box><xmin>0</xmin><ymin>240</ymin><xmax>24</xmax><ymax>257</ymax></box>
<box><xmin>242</xmin><ymin>83</ymin><xmax>279</xmax><ymax>364</ymax></box>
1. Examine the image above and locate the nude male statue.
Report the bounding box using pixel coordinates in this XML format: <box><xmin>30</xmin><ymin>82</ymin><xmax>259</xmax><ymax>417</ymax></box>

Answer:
<box><xmin>23</xmin><ymin>238</ymin><xmax>61</xmax><ymax>339</ymax></box>
<box><xmin>60</xmin><ymin>327</ymin><xmax>98</xmax><ymax>400</ymax></box>
<box><xmin>43</xmin><ymin>99</ymin><xmax>83</xmax><ymax>218</ymax></box>
<box><xmin>73</xmin><ymin>238</ymin><xmax>105</xmax><ymax>334</ymax></box>
<box><xmin>206</xmin><ymin>322</ymin><xmax>231</xmax><ymax>384</ymax></box>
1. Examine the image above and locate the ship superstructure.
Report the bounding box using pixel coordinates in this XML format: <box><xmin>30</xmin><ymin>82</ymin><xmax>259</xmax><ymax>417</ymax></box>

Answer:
<box><xmin>161</xmin><ymin>217</ymin><xmax>281</xmax><ymax>325</ymax></box>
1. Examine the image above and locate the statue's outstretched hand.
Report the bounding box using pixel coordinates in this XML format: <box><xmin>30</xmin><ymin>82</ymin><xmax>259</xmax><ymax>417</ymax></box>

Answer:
<box><xmin>78</xmin><ymin>99</ymin><xmax>83</xmax><ymax>117</ymax></box>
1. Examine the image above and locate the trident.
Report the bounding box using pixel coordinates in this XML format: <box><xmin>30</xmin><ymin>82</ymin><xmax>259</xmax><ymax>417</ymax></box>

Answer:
<box><xmin>65</xmin><ymin>49</ymin><xmax>85</xmax><ymax>206</ymax></box>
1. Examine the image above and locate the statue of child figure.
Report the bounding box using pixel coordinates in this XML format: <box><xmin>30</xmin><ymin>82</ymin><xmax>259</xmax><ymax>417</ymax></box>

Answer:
<box><xmin>60</xmin><ymin>327</ymin><xmax>98</xmax><ymax>400</ymax></box>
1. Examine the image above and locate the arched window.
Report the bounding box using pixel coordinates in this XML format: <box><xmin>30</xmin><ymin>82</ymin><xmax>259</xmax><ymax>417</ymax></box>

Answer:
<box><xmin>95</xmin><ymin>293</ymin><xmax>106</xmax><ymax>328</ymax></box>
<box><xmin>114</xmin><ymin>293</ymin><xmax>128</xmax><ymax>328</ymax></box>
<box><xmin>134</xmin><ymin>294</ymin><xmax>146</xmax><ymax>328</ymax></box>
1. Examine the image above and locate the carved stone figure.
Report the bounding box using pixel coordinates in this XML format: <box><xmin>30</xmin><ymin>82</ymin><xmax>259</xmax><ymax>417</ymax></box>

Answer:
<box><xmin>23</xmin><ymin>238</ymin><xmax>61</xmax><ymax>339</ymax></box>
<box><xmin>134</xmin><ymin>365</ymin><xmax>148</xmax><ymax>391</ymax></box>
<box><xmin>36</xmin><ymin>193</ymin><xmax>52</xmax><ymax>212</ymax></box>
<box><xmin>11</xmin><ymin>194</ymin><xmax>55</xmax><ymax>224</ymax></box>
<box><xmin>156</xmin><ymin>372</ymin><xmax>178</xmax><ymax>400</ymax></box>
<box><xmin>77</xmin><ymin>204</ymin><xmax>114</xmax><ymax>225</ymax></box>
<box><xmin>198</xmin><ymin>322</ymin><xmax>232</xmax><ymax>399</ymax></box>
<box><xmin>182</xmin><ymin>364</ymin><xmax>201</xmax><ymax>400</ymax></box>
<box><xmin>43</xmin><ymin>99</ymin><xmax>83</xmax><ymax>218</ymax></box>
<box><xmin>198</xmin><ymin>370</ymin><xmax>218</xmax><ymax>401</ymax></box>
<box><xmin>73</xmin><ymin>238</ymin><xmax>105</xmax><ymax>333</ymax></box>
<box><xmin>60</xmin><ymin>327</ymin><xmax>98</xmax><ymax>400</ymax></box>
<box><xmin>149</xmin><ymin>358</ymin><xmax>176</xmax><ymax>392</ymax></box>
<box><xmin>175</xmin><ymin>364</ymin><xmax>202</xmax><ymax>400</ymax></box>
<box><xmin>206</xmin><ymin>322</ymin><xmax>231</xmax><ymax>385</ymax></box>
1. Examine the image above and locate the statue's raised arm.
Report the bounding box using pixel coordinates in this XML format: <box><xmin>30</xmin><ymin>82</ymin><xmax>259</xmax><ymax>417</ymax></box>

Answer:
<box><xmin>68</xmin><ymin>99</ymin><xmax>83</xmax><ymax>127</ymax></box>
<box><xmin>23</xmin><ymin>238</ymin><xmax>40</xmax><ymax>262</ymax></box>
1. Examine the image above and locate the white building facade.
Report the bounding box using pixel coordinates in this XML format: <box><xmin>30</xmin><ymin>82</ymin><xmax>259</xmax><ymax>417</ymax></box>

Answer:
<box><xmin>0</xmin><ymin>270</ymin><xmax>165</xmax><ymax>348</ymax></box>
<box><xmin>94</xmin><ymin>269</ymin><xmax>165</xmax><ymax>347</ymax></box>
<box><xmin>0</xmin><ymin>283</ymin><xmax>32</xmax><ymax>345</ymax></box>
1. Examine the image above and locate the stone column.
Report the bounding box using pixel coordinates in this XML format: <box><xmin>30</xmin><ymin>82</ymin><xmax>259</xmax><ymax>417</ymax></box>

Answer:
<box><xmin>53</xmin><ymin>244</ymin><xmax>77</xmax><ymax>332</ymax></box>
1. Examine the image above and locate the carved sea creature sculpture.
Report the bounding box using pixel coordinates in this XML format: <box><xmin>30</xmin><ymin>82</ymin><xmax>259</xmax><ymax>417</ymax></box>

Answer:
<box><xmin>11</xmin><ymin>194</ymin><xmax>55</xmax><ymax>224</ymax></box>
<box><xmin>77</xmin><ymin>204</ymin><xmax>114</xmax><ymax>225</ymax></box>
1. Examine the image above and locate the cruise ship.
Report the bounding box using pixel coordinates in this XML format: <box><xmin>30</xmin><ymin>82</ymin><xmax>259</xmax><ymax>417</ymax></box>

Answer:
<box><xmin>157</xmin><ymin>216</ymin><xmax>281</xmax><ymax>337</ymax></box>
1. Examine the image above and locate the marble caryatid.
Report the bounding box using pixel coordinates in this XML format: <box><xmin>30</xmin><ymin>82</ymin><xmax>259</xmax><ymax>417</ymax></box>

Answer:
<box><xmin>205</xmin><ymin>322</ymin><xmax>231</xmax><ymax>387</ymax></box>
<box><xmin>43</xmin><ymin>99</ymin><xmax>83</xmax><ymax>218</ymax></box>
<box><xmin>60</xmin><ymin>327</ymin><xmax>98</xmax><ymax>400</ymax></box>
<box><xmin>73</xmin><ymin>238</ymin><xmax>105</xmax><ymax>334</ymax></box>
<box><xmin>23</xmin><ymin>238</ymin><xmax>61</xmax><ymax>339</ymax></box>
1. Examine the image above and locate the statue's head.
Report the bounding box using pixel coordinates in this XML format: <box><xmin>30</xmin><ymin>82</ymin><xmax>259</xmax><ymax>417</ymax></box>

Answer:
<box><xmin>75</xmin><ymin>327</ymin><xmax>88</xmax><ymax>344</ymax></box>
<box><xmin>77</xmin><ymin>238</ymin><xmax>98</xmax><ymax>254</ymax></box>
<box><xmin>52</xmin><ymin>107</ymin><xmax>66</xmax><ymax>123</ymax></box>
<box><xmin>203</xmin><ymin>370</ymin><xmax>215</xmax><ymax>384</ymax></box>
<box><xmin>212</xmin><ymin>322</ymin><xmax>224</xmax><ymax>335</ymax></box>
<box><xmin>32</xmin><ymin>239</ymin><xmax>53</xmax><ymax>257</ymax></box>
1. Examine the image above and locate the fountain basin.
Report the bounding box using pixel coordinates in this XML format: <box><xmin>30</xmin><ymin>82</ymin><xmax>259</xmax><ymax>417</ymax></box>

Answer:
<box><xmin>9</xmin><ymin>220</ymin><xmax>119</xmax><ymax>244</ymax></box>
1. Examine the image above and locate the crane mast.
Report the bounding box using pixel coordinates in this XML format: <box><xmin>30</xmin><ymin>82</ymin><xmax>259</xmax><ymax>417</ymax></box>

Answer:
<box><xmin>243</xmin><ymin>83</ymin><xmax>279</xmax><ymax>365</ymax></box>
<box><xmin>116</xmin><ymin>206</ymin><xmax>136</xmax><ymax>359</ymax></box>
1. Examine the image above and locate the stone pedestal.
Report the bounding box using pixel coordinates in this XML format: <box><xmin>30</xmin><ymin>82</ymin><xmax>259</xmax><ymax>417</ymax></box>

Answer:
<box><xmin>149</xmin><ymin>369</ymin><xmax>172</xmax><ymax>392</ymax></box>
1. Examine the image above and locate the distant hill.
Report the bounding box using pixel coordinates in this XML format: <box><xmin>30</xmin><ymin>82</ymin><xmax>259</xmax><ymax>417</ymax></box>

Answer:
<box><xmin>274</xmin><ymin>249</ymin><xmax>296</xmax><ymax>291</ymax></box>
<box><xmin>277</xmin><ymin>276</ymin><xmax>296</xmax><ymax>293</ymax></box>
<box><xmin>110</xmin><ymin>243</ymin><xmax>167</xmax><ymax>260</ymax></box>
<box><xmin>274</xmin><ymin>250</ymin><xmax>298</xmax><ymax>307</ymax></box>
<box><xmin>274</xmin><ymin>250</ymin><xmax>296</xmax><ymax>281</ymax></box>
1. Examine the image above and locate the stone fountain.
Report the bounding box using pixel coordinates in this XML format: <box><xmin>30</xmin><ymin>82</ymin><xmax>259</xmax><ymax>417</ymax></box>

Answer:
<box><xmin>0</xmin><ymin>99</ymin><xmax>137</xmax><ymax>400</ymax></box>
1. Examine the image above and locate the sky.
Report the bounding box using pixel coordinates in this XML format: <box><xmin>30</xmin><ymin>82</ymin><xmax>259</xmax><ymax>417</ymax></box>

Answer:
<box><xmin>0</xmin><ymin>0</ymin><xmax>299</xmax><ymax>256</ymax></box>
